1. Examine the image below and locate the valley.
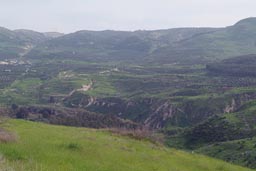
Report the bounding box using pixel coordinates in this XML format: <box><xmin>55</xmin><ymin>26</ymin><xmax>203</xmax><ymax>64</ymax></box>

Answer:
<box><xmin>0</xmin><ymin>17</ymin><xmax>256</xmax><ymax>170</ymax></box>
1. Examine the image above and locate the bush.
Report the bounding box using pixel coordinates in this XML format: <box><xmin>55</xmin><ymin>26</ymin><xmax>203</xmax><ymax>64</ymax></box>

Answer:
<box><xmin>0</xmin><ymin>129</ymin><xmax>17</xmax><ymax>143</ymax></box>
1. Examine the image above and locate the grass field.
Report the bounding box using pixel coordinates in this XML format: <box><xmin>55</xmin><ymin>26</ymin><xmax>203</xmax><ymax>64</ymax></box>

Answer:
<box><xmin>0</xmin><ymin>119</ymin><xmax>253</xmax><ymax>171</ymax></box>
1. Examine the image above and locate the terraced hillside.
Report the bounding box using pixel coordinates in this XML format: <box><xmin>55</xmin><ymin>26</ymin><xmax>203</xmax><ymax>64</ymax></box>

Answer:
<box><xmin>0</xmin><ymin>119</ymin><xmax>253</xmax><ymax>171</ymax></box>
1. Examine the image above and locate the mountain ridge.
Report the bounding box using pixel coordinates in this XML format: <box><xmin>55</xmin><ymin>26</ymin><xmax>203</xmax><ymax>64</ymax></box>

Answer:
<box><xmin>24</xmin><ymin>17</ymin><xmax>256</xmax><ymax>64</ymax></box>
<box><xmin>1</xmin><ymin>17</ymin><xmax>256</xmax><ymax>63</ymax></box>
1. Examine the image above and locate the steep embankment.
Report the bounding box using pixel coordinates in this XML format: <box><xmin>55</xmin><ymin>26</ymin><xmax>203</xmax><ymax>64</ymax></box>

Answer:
<box><xmin>0</xmin><ymin>119</ymin><xmax>253</xmax><ymax>171</ymax></box>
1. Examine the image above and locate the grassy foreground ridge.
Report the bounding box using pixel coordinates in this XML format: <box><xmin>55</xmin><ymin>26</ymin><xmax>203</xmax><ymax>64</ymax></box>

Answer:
<box><xmin>0</xmin><ymin>119</ymin><xmax>253</xmax><ymax>171</ymax></box>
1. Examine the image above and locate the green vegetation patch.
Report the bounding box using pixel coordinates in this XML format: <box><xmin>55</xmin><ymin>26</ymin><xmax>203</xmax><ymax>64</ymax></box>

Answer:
<box><xmin>0</xmin><ymin>119</ymin><xmax>252</xmax><ymax>171</ymax></box>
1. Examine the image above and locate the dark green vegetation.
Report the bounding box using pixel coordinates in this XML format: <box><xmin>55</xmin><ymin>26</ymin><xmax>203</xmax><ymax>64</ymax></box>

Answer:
<box><xmin>0</xmin><ymin>119</ymin><xmax>253</xmax><ymax>171</ymax></box>
<box><xmin>0</xmin><ymin>17</ymin><xmax>256</xmax><ymax>170</ymax></box>
<box><xmin>207</xmin><ymin>54</ymin><xmax>256</xmax><ymax>76</ymax></box>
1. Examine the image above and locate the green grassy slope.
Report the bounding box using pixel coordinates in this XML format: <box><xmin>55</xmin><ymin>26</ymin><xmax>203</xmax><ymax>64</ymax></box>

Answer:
<box><xmin>0</xmin><ymin>119</ymin><xmax>253</xmax><ymax>171</ymax></box>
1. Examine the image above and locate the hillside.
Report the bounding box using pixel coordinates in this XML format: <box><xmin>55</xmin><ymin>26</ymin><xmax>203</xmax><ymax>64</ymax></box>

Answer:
<box><xmin>0</xmin><ymin>119</ymin><xmax>253</xmax><ymax>171</ymax></box>
<box><xmin>24</xmin><ymin>17</ymin><xmax>256</xmax><ymax>64</ymax></box>
<box><xmin>181</xmin><ymin>99</ymin><xmax>256</xmax><ymax>169</ymax></box>
<box><xmin>166</xmin><ymin>92</ymin><xmax>256</xmax><ymax>168</ymax></box>
<box><xmin>0</xmin><ymin>28</ymin><xmax>63</xmax><ymax>59</ymax></box>
<box><xmin>150</xmin><ymin>17</ymin><xmax>256</xmax><ymax>64</ymax></box>
<box><xmin>206</xmin><ymin>54</ymin><xmax>256</xmax><ymax>76</ymax></box>
<box><xmin>1</xmin><ymin>18</ymin><xmax>256</xmax><ymax>64</ymax></box>
<box><xmin>25</xmin><ymin>28</ymin><xmax>217</xmax><ymax>63</ymax></box>
<box><xmin>1</xmin><ymin>17</ymin><xmax>256</xmax><ymax>64</ymax></box>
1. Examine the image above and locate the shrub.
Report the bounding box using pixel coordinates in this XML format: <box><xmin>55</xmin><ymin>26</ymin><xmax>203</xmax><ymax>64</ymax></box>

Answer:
<box><xmin>67</xmin><ymin>143</ymin><xmax>81</xmax><ymax>150</ymax></box>
<box><xmin>0</xmin><ymin>129</ymin><xmax>17</xmax><ymax>143</ymax></box>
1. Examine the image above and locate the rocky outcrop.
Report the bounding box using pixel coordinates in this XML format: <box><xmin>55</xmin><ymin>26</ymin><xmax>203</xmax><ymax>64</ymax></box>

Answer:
<box><xmin>224</xmin><ymin>99</ymin><xmax>236</xmax><ymax>113</ymax></box>
<box><xmin>224</xmin><ymin>92</ymin><xmax>256</xmax><ymax>113</ymax></box>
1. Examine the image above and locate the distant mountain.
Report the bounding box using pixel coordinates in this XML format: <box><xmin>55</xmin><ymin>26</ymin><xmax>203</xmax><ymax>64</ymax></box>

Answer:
<box><xmin>25</xmin><ymin>28</ymin><xmax>218</xmax><ymax>63</ymax></box>
<box><xmin>24</xmin><ymin>17</ymin><xmax>256</xmax><ymax>64</ymax></box>
<box><xmin>0</xmin><ymin>28</ymin><xmax>63</xmax><ymax>59</ymax></box>
<box><xmin>151</xmin><ymin>17</ymin><xmax>256</xmax><ymax>64</ymax></box>
<box><xmin>1</xmin><ymin>17</ymin><xmax>256</xmax><ymax>64</ymax></box>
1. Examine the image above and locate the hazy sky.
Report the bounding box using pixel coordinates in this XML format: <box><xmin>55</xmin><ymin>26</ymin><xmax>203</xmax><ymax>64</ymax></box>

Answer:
<box><xmin>0</xmin><ymin>0</ymin><xmax>255</xmax><ymax>33</ymax></box>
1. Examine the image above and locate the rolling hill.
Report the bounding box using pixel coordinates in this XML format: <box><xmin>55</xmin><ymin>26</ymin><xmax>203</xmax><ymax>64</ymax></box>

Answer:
<box><xmin>1</xmin><ymin>17</ymin><xmax>256</xmax><ymax>64</ymax></box>
<box><xmin>0</xmin><ymin>119</ymin><xmax>253</xmax><ymax>171</ymax></box>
